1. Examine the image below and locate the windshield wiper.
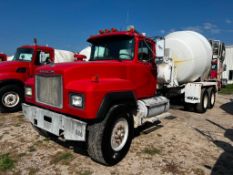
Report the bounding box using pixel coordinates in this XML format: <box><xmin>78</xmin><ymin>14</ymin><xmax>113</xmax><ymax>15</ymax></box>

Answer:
<box><xmin>90</xmin><ymin>57</ymin><xmax>122</xmax><ymax>62</ymax></box>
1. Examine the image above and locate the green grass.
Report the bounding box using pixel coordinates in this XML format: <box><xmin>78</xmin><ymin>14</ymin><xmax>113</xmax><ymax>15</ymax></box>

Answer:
<box><xmin>219</xmin><ymin>84</ymin><xmax>233</xmax><ymax>94</ymax></box>
<box><xmin>50</xmin><ymin>152</ymin><xmax>74</xmax><ymax>165</ymax></box>
<box><xmin>142</xmin><ymin>146</ymin><xmax>161</xmax><ymax>156</ymax></box>
<box><xmin>0</xmin><ymin>153</ymin><xmax>14</xmax><ymax>171</ymax></box>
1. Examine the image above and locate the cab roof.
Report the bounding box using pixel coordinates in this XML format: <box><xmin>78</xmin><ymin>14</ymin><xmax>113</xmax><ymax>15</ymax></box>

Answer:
<box><xmin>19</xmin><ymin>45</ymin><xmax>54</xmax><ymax>51</ymax></box>
<box><xmin>88</xmin><ymin>29</ymin><xmax>154</xmax><ymax>43</ymax></box>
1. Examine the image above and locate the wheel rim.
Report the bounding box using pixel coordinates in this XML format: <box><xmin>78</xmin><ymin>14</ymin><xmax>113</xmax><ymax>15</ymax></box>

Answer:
<box><xmin>203</xmin><ymin>93</ymin><xmax>208</xmax><ymax>109</ymax></box>
<box><xmin>2</xmin><ymin>92</ymin><xmax>20</xmax><ymax>108</ymax></box>
<box><xmin>111</xmin><ymin>118</ymin><xmax>129</xmax><ymax>152</ymax></box>
<box><xmin>211</xmin><ymin>92</ymin><xmax>215</xmax><ymax>105</ymax></box>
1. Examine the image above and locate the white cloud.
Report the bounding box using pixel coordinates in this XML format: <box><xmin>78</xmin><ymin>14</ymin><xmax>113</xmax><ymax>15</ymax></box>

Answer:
<box><xmin>184</xmin><ymin>26</ymin><xmax>203</xmax><ymax>33</ymax></box>
<box><xmin>184</xmin><ymin>22</ymin><xmax>220</xmax><ymax>34</ymax></box>
<box><xmin>225</xmin><ymin>19</ymin><xmax>232</xmax><ymax>24</ymax></box>
<box><xmin>160</xmin><ymin>29</ymin><xmax>165</xmax><ymax>34</ymax></box>
<box><xmin>203</xmin><ymin>22</ymin><xmax>220</xmax><ymax>34</ymax></box>
<box><xmin>169</xmin><ymin>28</ymin><xmax>177</xmax><ymax>33</ymax></box>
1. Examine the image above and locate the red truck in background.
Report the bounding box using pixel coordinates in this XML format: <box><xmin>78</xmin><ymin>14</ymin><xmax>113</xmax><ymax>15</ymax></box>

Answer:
<box><xmin>0</xmin><ymin>53</ymin><xmax>7</xmax><ymax>62</ymax></box>
<box><xmin>209</xmin><ymin>40</ymin><xmax>226</xmax><ymax>89</ymax></box>
<box><xmin>22</xmin><ymin>27</ymin><xmax>171</xmax><ymax>165</ymax></box>
<box><xmin>0</xmin><ymin>45</ymin><xmax>76</xmax><ymax>113</ymax></box>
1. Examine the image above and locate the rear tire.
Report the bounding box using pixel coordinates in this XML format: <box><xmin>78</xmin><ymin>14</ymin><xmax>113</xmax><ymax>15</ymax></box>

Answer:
<box><xmin>207</xmin><ymin>87</ymin><xmax>216</xmax><ymax>109</ymax></box>
<box><xmin>87</xmin><ymin>106</ymin><xmax>134</xmax><ymax>166</ymax></box>
<box><xmin>0</xmin><ymin>85</ymin><xmax>24</xmax><ymax>113</ymax></box>
<box><xmin>195</xmin><ymin>88</ymin><xmax>209</xmax><ymax>113</ymax></box>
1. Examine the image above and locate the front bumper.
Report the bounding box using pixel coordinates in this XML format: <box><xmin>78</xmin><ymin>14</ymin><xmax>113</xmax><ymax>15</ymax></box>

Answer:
<box><xmin>22</xmin><ymin>103</ymin><xmax>86</xmax><ymax>141</ymax></box>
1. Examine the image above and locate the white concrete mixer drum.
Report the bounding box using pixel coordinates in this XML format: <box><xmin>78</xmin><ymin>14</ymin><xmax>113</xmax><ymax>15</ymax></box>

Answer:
<box><xmin>165</xmin><ymin>31</ymin><xmax>212</xmax><ymax>84</ymax></box>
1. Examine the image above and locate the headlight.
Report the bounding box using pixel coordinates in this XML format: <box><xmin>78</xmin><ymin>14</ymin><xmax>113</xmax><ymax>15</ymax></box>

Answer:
<box><xmin>25</xmin><ymin>87</ymin><xmax>32</xmax><ymax>96</ymax></box>
<box><xmin>70</xmin><ymin>94</ymin><xmax>84</xmax><ymax>108</ymax></box>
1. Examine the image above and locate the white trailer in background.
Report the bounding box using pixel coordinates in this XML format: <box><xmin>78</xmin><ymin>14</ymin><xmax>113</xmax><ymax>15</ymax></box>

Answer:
<box><xmin>156</xmin><ymin>31</ymin><xmax>217</xmax><ymax>113</ymax></box>
<box><xmin>7</xmin><ymin>56</ymin><xmax>14</xmax><ymax>61</ymax></box>
<box><xmin>53</xmin><ymin>49</ymin><xmax>76</xmax><ymax>63</ymax></box>
<box><xmin>79</xmin><ymin>46</ymin><xmax>91</xmax><ymax>61</ymax></box>
<box><xmin>222</xmin><ymin>46</ymin><xmax>233</xmax><ymax>84</ymax></box>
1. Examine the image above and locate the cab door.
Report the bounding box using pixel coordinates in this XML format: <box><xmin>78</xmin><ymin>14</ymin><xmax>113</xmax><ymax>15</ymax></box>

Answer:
<box><xmin>29</xmin><ymin>48</ymin><xmax>54</xmax><ymax>77</ymax></box>
<box><xmin>131</xmin><ymin>39</ymin><xmax>157</xmax><ymax>98</ymax></box>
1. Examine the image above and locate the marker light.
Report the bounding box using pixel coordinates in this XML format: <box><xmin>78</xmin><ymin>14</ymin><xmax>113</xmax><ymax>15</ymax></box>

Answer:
<box><xmin>25</xmin><ymin>87</ymin><xmax>32</xmax><ymax>96</ymax></box>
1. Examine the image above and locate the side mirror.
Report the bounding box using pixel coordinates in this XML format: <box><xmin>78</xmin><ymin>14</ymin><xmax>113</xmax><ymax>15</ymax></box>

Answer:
<box><xmin>74</xmin><ymin>54</ymin><xmax>87</xmax><ymax>61</ymax></box>
<box><xmin>223</xmin><ymin>64</ymin><xmax>227</xmax><ymax>71</ymax></box>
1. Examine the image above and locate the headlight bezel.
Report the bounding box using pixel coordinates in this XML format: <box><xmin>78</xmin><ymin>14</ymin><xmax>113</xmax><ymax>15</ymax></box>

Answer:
<box><xmin>25</xmin><ymin>86</ymin><xmax>32</xmax><ymax>97</ymax></box>
<box><xmin>69</xmin><ymin>93</ymin><xmax>84</xmax><ymax>108</ymax></box>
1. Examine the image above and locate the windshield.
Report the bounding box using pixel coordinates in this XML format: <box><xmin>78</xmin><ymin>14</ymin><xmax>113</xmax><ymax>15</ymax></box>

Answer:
<box><xmin>90</xmin><ymin>36</ymin><xmax>134</xmax><ymax>61</ymax></box>
<box><xmin>13</xmin><ymin>48</ymin><xmax>34</xmax><ymax>61</ymax></box>
<box><xmin>211</xmin><ymin>64</ymin><xmax>217</xmax><ymax>70</ymax></box>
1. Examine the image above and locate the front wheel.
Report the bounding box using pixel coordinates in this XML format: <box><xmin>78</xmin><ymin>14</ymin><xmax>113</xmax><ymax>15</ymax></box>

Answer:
<box><xmin>87</xmin><ymin>107</ymin><xmax>134</xmax><ymax>165</ymax></box>
<box><xmin>0</xmin><ymin>85</ymin><xmax>23</xmax><ymax>113</ymax></box>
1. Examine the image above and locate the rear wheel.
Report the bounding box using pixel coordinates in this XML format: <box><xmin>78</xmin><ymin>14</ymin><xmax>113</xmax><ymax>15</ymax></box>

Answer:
<box><xmin>0</xmin><ymin>85</ymin><xmax>23</xmax><ymax>113</ymax></box>
<box><xmin>207</xmin><ymin>87</ymin><xmax>216</xmax><ymax>109</ymax></box>
<box><xmin>196</xmin><ymin>88</ymin><xmax>209</xmax><ymax>113</ymax></box>
<box><xmin>87</xmin><ymin>106</ymin><xmax>134</xmax><ymax>165</ymax></box>
<box><xmin>195</xmin><ymin>88</ymin><xmax>209</xmax><ymax>113</ymax></box>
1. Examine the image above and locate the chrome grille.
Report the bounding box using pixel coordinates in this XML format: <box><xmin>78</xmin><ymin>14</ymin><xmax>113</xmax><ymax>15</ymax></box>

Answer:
<box><xmin>36</xmin><ymin>75</ymin><xmax>63</xmax><ymax>108</ymax></box>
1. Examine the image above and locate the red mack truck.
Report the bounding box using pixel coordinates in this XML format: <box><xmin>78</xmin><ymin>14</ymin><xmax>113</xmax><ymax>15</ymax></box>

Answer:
<box><xmin>22</xmin><ymin>27</ymin><xmax>171</xmax><ymax>165</ymax></box>
<box><xmin>22</xmin><ymin>28</ymin><xmax>218</xmax><ymax>165</ymax></box>
<box><xmin>0</xmin><ymin>44</ymin><xmax>76</xmax><ymax>112</ymax></box>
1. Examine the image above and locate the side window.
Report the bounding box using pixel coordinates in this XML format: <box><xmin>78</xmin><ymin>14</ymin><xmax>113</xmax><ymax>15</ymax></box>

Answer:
<box><xmin>211</xmin><ymin>64</ymin><xmax>217</xmax><ymax>70</ymax></box>
<box><xmin>93</xmin><ymin>46</ymin><xmax>108</xmax><ymax>59</ymax></box>
<box><xmin>138</xmin><ymin>41</ymin><xmax>153</xmax><ymax>62</ymax></box>
<box><xmin>36</xmin><ymin>51</ymin><xmax>51</xmax><ymax>65</ymax></box>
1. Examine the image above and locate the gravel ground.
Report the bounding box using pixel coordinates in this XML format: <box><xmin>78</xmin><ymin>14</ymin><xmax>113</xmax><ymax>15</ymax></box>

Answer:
<box><xmin>0</xmin><ymin>94</ymin><xmax>232</xmax><ymax>175</ymax></box>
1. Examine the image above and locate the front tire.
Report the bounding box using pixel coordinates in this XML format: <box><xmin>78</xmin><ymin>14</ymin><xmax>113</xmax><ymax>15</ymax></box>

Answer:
<box><xmin>0</xmin><ymin>85</ymin><xmax>23</xmax><ymax>113</ymax></box>
<box><xmin>195</xmin><ymin>88</ymin><xmax>209</xmax><ymax>113</ymax></box>
<box><xmin>87</xmin><ymin>106</ymin><xmax>134</xmax><ymax>165</ymax></box>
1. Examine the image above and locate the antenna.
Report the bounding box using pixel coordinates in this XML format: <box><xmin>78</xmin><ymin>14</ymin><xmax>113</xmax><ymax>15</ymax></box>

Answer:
<box><xmin>33</xmin><ymin>38</ymin><xmax>38</xmax><ymax>45</ymax></box>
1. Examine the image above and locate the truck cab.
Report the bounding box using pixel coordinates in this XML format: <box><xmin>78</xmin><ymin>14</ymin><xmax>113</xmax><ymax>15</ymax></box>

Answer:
<box><xmin>22</xmin><ymin>27</ymin><xmax>170</xmax><ymax>165</ymax></box>
<box><xmin>0</xmin><ymin>45</ymin><xmax>56</xmax><ymax>112</ymax></box>
<box><xmin>209</xmin><ymin>40</ymin><xmax>226</xmax><ymax>89</ymax></box>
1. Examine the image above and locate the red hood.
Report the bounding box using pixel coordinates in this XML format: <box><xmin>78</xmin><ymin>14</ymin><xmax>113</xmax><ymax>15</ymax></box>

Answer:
<box><xmin>35</xmin><ymin>61</ymin><xmax>128</xmax><ymax>82</ymax></box>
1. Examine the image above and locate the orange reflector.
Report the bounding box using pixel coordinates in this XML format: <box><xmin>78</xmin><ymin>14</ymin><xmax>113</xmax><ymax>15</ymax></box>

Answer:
<box><xmin>91</xmin><ymin>75</ymin><xmax>99</xmax><ymax>83</ymax></box>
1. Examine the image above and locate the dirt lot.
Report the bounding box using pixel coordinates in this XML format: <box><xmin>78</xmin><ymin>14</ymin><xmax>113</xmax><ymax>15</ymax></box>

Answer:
<box><xmin>0</xmin><ymin>94</ymin><xmax>233</xmax><ymax>175</ymax></box>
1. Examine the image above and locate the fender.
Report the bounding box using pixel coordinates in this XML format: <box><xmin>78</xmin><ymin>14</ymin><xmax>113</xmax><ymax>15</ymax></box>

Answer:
<box><xmin>65</xmin><ymin>79</ymin><xmax>137</xmax><ymax>121</ymax></box>
<box><xmin>0</xmin><ymin>79</ymin><xmax>25</xmax><ymax>89</ymax></box>
<box><xmin>0</xmin><ymin>72</ymin><xmax>28</xmax><ymax>83</ymax></box>
<box><xmin>96</xmin><ymin>91</ymin><xmax>137</xmax><ymax>121</ymax></box>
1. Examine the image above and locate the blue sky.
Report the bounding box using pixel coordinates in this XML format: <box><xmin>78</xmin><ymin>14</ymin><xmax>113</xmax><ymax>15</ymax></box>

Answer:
<box><xmin>0</xmin><ymin>0</ymin><xmax>233</xmax><ymax>55</ymax></box>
